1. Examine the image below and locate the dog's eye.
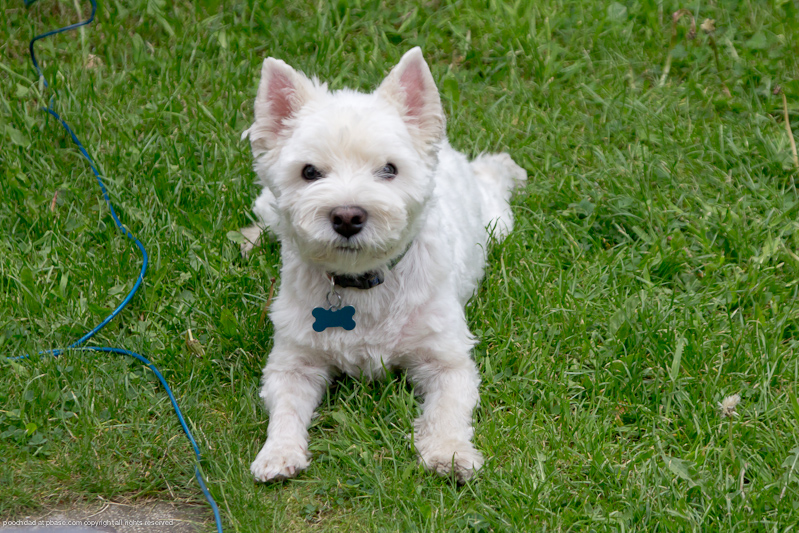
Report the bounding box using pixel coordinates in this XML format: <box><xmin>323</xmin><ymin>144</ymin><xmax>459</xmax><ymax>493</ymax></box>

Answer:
<box><xmin>302</xmin><ymin>164</ymin><xmax>323</xmax><ymax>181</ymax></box>
<box><xmin>378</xmin><ymin>163</ymin><xmax>398</xmax><ymax>179</ymax></box>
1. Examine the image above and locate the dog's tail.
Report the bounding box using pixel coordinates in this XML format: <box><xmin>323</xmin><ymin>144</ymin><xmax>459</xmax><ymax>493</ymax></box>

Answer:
<box><xmin>470</xmin><ymin>153</ymin><xmax>527</xmax><ymax>242</ymax></box>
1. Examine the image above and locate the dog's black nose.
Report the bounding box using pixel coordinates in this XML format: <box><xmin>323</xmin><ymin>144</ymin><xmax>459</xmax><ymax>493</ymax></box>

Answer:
<box><xmin>330</xmin><ymin>206</ymin><xmax>368</xmax><ymax>238</ymax></box>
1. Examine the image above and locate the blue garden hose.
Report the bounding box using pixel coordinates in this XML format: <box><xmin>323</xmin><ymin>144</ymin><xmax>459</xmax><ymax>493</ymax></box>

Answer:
<box><xmin>13</xmin><ymin>2</ymin><xmax>224</xmax><ymax>531</ymax></box>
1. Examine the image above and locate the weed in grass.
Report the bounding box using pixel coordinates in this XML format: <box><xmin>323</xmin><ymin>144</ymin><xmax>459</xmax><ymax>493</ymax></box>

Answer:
<box><xmin>720</xmin><ymin>392</ymin><xmax>741</xmax><ymax>463</ymax></box>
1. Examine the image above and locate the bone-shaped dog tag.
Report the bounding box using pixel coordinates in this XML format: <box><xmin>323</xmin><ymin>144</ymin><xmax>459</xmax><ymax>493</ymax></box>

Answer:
<box><xmin>312</xmin><ymin>305</ymin><xmax>356</xmax><ymax>332</ymax></box>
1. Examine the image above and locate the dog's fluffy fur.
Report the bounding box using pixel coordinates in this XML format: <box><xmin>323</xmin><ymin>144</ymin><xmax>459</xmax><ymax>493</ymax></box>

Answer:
<box><xmin>242</xmin><ymin>48</ymin><xmax>526</xmax><ymax>483</ymax></box>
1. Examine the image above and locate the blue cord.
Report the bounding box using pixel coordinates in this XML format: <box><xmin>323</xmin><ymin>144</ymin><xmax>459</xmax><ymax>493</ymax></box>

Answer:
<box><xmin>27</xmin><ymin>0</ymin><xmax>96</xmax><ymax>86</ymax></box>
<box><xmin>13</xmin><ymin>2</ymin><xmax>224</xmax><ymax>531</ymax></box>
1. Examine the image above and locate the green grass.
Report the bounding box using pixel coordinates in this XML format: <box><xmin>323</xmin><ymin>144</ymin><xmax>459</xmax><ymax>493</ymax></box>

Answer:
<box><xmin>3</xmin><ymin>0</ymin><xmax>799</xmax><ymax>530</ymax></box>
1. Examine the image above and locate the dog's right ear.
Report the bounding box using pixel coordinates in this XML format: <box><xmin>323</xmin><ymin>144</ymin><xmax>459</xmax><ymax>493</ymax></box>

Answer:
<box><xmin>244</xmin><ymin>58</ymin><xmax>317</xmax><ymax>152</ymax></box>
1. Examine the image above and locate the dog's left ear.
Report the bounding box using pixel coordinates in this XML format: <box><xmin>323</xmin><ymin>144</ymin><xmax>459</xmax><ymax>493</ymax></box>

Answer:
<box><xmin>378</xmin><ymin>47</ymin><xmax>445</xmax><ymax>147</ymax></box>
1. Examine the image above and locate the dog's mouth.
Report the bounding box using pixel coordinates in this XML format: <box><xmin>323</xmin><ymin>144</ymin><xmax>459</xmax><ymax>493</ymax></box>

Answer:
<box><xmin>335</xmin><ymin>242</ymin><xmax>362</xmax><ymax>252</ymax></box>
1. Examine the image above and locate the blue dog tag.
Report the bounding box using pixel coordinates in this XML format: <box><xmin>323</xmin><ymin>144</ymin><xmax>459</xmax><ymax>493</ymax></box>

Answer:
<box><xmin>312</xmin><ymin>305</ymin><xmax>356</xmax><ymax>332</ymax></box>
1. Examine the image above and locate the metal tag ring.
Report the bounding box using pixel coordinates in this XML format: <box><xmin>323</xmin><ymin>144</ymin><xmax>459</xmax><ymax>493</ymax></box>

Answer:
<box><xmin>326</xmin><ymin>290</ymin><xmax>342</xmax><ymax>311</ymax></box>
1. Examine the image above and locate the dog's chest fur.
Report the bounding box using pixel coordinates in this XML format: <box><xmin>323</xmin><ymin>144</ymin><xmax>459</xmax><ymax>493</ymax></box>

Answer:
<box><xmin>268</xmin><ymin>145</ymin><xmax>485</xmax><ymax>378</ymax></box>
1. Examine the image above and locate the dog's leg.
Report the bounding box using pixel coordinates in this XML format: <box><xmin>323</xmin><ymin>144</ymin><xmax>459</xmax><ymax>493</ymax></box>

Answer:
<box><xmin>241</xmin><ymin>187</ymin><xmax>279</xmax><ymax>257</ymax></box>
<box><xmin>251</xmin><ymin>349</ymin><xmax>330</xmax><ymax>482</ymax></box>
<box><xmin>407</xmin><ymin>351</ymin><xmax>484</xmax><ymax>483</ymax></box>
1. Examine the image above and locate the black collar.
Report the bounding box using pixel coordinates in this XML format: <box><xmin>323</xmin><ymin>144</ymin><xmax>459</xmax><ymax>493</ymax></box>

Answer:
<box><xmin>329</xmin><ymin>242</ymin><xmax>412</xmax><ymax>290</ymax></box>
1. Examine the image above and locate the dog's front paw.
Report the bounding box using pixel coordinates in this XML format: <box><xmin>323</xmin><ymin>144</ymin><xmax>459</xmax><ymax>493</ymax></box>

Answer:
<box><xmin>417</xmin><ymin>439</ymin><xmax>484</xmax><ymax>483</ymax></box>
<box><xmin>251</xmin><ymin>441</ymin><xmax>309</xmax><ymax>482</ymax></box>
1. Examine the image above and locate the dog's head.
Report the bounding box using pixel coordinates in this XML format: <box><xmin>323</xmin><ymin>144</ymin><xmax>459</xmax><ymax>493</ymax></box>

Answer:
<box><xmin>243</xmin><ymin>48</ymin><xmax>445</xmax><ymax>275</ymax></box>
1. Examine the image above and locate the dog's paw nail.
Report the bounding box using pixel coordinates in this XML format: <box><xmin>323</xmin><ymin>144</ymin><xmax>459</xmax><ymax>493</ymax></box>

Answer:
<box><xmin>418</xmin><ymin>440</ymin><xmax>484</xmax><ymax>484</ymax></box>
<box><xmin>251</xmin><ymin>444</ymin><xmax>309</xmax><ymax>482</ymax></box>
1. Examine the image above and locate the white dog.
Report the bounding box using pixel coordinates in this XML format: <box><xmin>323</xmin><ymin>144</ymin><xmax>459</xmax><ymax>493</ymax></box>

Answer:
<box><xmin>241</xmin><ymin>48</ymin><xmax>526</xmax><ymax>483</ymax></box>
